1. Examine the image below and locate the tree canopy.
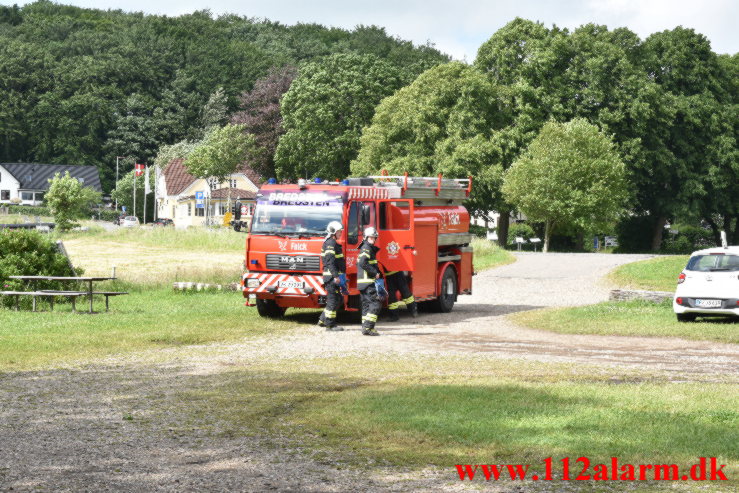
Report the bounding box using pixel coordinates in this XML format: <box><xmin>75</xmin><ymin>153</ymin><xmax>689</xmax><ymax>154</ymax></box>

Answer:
<box><xmin>0</xmin><ymin>2</ymin><xmax>448</xmax><ymax>191</ymax></box>
<box><xmin>502</xmin><ymin>119</ymin><xmax>629</xmax><ymax>252</ymax></box>
<box><xmin>275</xmin><ymin>53</ymin><xmax>405</xmax><ymax>180</ymax></box>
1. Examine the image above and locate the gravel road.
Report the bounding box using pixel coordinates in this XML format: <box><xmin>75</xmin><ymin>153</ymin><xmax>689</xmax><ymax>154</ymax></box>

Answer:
<box><xmin>2</xmin><ymin>252</ymin><xmax>737</xmax><ymax>492</ymax></box>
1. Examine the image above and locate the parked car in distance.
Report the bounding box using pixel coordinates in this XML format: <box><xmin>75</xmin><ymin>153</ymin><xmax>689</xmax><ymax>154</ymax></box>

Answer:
<box><xmin>113</xmin><ymin>214</ymin><xmax>126</xmax><ymax>225</ymax></box>
<box><xmin>673</xmin><ymin>244</ymin><xmax>739</xmax><ymax>322</ymax></box>
<box><xmin>120</xmin><ymin>216</ymin><xmax>140</xmax><ymax>228</ymax></box>
<box><xmin>152</xmin><ymin>218</ymin><xmax>174</xmax><ymax>227</ymax></box>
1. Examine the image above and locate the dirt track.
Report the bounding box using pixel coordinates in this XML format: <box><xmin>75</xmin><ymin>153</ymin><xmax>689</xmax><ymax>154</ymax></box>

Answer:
<box><xmin>2</xmin><ymin>252</ymin><xmax>738</xmax><ymax>492</ymax></box>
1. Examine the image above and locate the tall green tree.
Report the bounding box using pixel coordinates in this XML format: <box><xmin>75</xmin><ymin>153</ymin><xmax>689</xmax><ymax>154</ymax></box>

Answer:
<box><xmin>502</xmin><ymin>119</ymin><xmax>629</xmax><ymax>252</ymax></box>
<box><xmin>275</xmin><ymin>53</ymin><xmax>404</xmax><ymax>179</ymax></box>
<box><xmin>351</xmin><ymin>62</ymin><xmax>512</xmax><ymax>218</ymax></box>
<box><xmin>185</xmin><ymin>124</ymin><xmax>257</xmax><ymax>186</ymax></box>
<box><xmin>46</xmin><ymin>171</ymin><xmax>102</xmax><ymax>232</ymax></box>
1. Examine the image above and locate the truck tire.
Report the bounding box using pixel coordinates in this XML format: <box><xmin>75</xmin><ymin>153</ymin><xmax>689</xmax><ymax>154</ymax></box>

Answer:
<box><xmin>432</xmin><ymin>266</ymin><xmax>457</xmax><ymax>313</ymax></box>
<box><xmin>256</xmin><ymin>298</ymin><xmax>286</xmax><ymax>318</ymax></box>
<box><xmin>233</xmin><ymin>222</ymin><xmax>241</xmax><ymax>232</ymax></box>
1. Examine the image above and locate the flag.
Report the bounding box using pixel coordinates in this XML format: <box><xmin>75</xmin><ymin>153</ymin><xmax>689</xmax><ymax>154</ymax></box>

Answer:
<box><xmin>135</xmin><ymin>163</ymin><xmax>145</xmax><ymax>177</ymax></box>
<box><xmin>144</xmin><ymin>166</ymin><xmax>151</xmax><ymax>194</ymax></box>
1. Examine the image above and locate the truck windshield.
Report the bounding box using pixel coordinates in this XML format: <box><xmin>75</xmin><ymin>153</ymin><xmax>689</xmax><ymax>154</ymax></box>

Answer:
<box><xmin>250</xmin><ymin>191</ymin><xmax>343</xmax><ymax>237</ymax></box>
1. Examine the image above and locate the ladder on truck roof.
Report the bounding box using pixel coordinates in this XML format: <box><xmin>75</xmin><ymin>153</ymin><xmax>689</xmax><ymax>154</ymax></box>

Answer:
<box><xmin>367</xmin><ymin>173</ymin><xmax>472</xmax><ymax>201</ymax></box>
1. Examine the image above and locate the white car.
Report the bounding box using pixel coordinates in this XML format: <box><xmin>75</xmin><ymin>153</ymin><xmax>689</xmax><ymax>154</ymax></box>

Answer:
<box><xmin>120</xmin><ymin>216</ymin><xmax>140</xmax><ymax>228</ymax></box>
<box><xmin>673</xmin><ymin>244</ymin><xmax>739</xmax><ymax>322</ymax></box>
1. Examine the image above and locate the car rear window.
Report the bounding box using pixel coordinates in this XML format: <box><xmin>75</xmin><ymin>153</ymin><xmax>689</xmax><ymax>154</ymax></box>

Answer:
<box><xmin>686</xmin><ymin>254</ymin><xmax>739</xmax><ymax>272</ymax></box>
<box><xmin>125</xmin><ymin>216</ymin><xmax>137</xmax><ymax>221</ymax></box>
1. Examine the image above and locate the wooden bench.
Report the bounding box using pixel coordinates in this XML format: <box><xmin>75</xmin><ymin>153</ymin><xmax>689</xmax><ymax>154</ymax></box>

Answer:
<box><xmin>38</xmin><ymin>290</ymin><xmax>129</xmax><ymax>312</ymax></box>
<box><xmin>0</xmin><ymin>290</ymin><xmax>87</xmax><ymax>311</ymax></box>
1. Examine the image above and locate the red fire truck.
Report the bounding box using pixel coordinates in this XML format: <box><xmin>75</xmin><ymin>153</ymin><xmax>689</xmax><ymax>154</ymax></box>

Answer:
<box><xmin>241</xmin><ymin>174</ymin><xmax>475</xmax><ymax>318</ymax></box>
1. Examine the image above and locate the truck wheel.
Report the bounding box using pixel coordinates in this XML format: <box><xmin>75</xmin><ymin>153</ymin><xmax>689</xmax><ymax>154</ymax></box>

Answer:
<box><xmin>676</xmin><ymin>313</ymin><xmax>696</xmax><ymax>322</ymax></box>
<box><xmin>432</xmin><ymin>266</ymin><xmax>457</xmax><ymax>313</ymax></box>
<box><xmin>256</xmin><ymin>298</ymin><xmax>286</xmax><ymax>318</ymax></box>
<box><xmin>233</xmin><ymin>222</ymin><xmax>241</xmax><ymax>232</ymax></box>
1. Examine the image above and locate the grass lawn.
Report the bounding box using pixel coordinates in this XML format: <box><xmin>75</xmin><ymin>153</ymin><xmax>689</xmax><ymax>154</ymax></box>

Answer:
<box><xmin>61</xmin><ymin>227</ymin><xmax>246</xmax><ymax>285</ymax></box>
<box><xmin>0</xmin><ymin>289</ymin><xmax>307</xmax><ymax>372</ymax></box>
<box><xmin>185</xmin><ymin>356</ymin><xmax>738</xmax><ymax>480</ymax></box>
<box><xmin>608</xmin><ymin>256</ymin><xmax>689</xmax><ymax>292</ymax></box>
<box><xmin>513</xmin><ymin>255</ymin><xmax>739</xmax><ymax>343</ymax></box>
<box><xmin>511</xmin><ymin>300</ymin><xmax>739</xmax><ymax>344</ymax></box>
<box><xmin>471</xmin><ymin>237</ymin><xmax>515</xmax><ymax>271</ymax></box>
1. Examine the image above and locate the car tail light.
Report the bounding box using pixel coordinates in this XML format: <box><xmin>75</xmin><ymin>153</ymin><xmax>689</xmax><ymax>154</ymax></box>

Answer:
<box><xmin>677</xmin><ymin>273</ymin><xmax>686</xmax><ymax>284</ymax></box>
<box><xmin>676</xmin><ymin>297</ymin><xmax>683</xmax><ymax>305</ymax></box>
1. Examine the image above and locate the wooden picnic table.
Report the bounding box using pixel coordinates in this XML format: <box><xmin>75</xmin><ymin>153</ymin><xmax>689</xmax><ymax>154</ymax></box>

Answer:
<box><xmin>8</xmin><ymin>276</ymin><xmax>118</xmax><ymax>313</ymax></box>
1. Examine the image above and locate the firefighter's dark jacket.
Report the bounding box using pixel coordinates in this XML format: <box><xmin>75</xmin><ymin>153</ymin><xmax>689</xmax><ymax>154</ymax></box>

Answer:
<box><xmin>321</xmin><ymin>237</ymin><xmax>345</xmax><ymax>283</ymax></box>
<box><xmin>357</xmin><ymin>239</ymin><xmax>380</xmax><ymax>290</ymax></box>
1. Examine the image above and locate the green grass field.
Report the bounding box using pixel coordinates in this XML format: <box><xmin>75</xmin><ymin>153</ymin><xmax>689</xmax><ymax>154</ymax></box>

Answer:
<box><xmin>186</xmin><ymin>356</ymin><xmax>738</xmax><ymax>476</ymax></box>
<box><xmin>0</xmin><ymin>289</ymin><xmax>307</xmax><ymax>372</ymax></box>
<box><xmin>513</xmin><ymin>255</ymin><xmax>739</xmax><ymax>342</ymax></box>
<box><xmin>512</xmin><ymin>299</ymin><xmax>739</xmax><ymax>343</ymax></box>
<box><xmin>471</xmin><ymin>237</ymin><xmax>516</xmax><ymax>271</ymax></box>
<box><xmin>608</xmin><ymin>256</ymin><xmax>689</xmax><ymax>292</ymax></box>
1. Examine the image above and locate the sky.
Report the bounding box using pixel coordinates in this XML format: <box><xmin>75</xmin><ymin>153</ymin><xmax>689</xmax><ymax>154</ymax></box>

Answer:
<box><xmin>9</xmin><ymin>0</ymin><xmax>738</xmax><ymax>59</ymax></box>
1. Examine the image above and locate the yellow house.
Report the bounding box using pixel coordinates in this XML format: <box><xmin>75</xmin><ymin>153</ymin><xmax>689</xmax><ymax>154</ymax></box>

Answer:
<box><xmin>157</xmin><ymin>159</ymin><xmax>261</xmax><ymax>228</ymax></box>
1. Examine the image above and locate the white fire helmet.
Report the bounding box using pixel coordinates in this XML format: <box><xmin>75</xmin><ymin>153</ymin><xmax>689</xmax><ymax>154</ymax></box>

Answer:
<box><xmin>363</xmin><ymin>227</ymin><xmax>379</xmax><ymax>238</ymax></box>
<box><xmin>326</xmin><ymin>221</ymin><xmax>344</xmax><ymax>237</ymax></box>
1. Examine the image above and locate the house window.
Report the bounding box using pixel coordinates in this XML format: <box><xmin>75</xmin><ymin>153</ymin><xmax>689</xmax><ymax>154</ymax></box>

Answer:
<box><xmin>188</xmin><ymin>204</ymin><xmax>192</xmax><ymax>216</ymax></box>
<box><xmin>21</xmin><ymin>192</ymin><xmax>33</xmax><ymax>201</ymax></box>
<box><xmin>1</xmin><ymin>190</ymin><xmax>9</xmax><ymax>201</ymax></box>
<box><xmin>35</xmin><ymin>192</ymin><xmax>45</xmax><ymax>202</ymax></box>
<box><xmin>77</xmin><ymin>178</ymin><xmax>85</xmax><ymax>184</ymax></box>
<box><xmin>207</xmin><ymin>178</ymin><xmax>218</xmax><ymax>190</ymax></box>
<box><xmin>172</xmin><ymin>206</ymin><xmax>176</xmax><ymax>218</ymax></box>
<box><xmin>229</xmin><ymin>179</ymin><xmax>237</xmax><ymax>188</ymax></box>
<box><xmin>195</xmin><ymin>208</ymin><xmax>205</xmax><ymax>217</ymax></box>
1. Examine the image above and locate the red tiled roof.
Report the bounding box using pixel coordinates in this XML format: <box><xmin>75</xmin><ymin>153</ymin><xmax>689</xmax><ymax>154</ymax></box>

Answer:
<box><xmin>163</xmin><ymin>159</ymin><xmax>196</xmax><ymax>196</ymax></box>
<box><xmin>163</xmin><ymin>159</ymin><xmax>262</xmax><ymax>196</ymax></box>
<box><xmin>236</xmin><ymin>163</ymin><xmax>263</xmax><ymax>187</ymax></box>
<box><xmin>210</xmin><ymin>188</ymin><xmax>256</xmax><ymax>199</ymax></box>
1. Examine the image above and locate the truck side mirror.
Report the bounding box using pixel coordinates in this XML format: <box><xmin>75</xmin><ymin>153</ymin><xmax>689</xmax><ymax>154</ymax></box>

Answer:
<box><xmin>361</xmin><ymin>205</ymin><xmax>371</xmax><ymax>226</ymax></box>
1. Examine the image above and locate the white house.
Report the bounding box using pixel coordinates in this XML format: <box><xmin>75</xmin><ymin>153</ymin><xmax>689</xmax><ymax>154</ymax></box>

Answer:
<box><xmin>0</xmin><ymin>163</ymin><xmax>102</xmax><ymax>206</ymax></box>
<box><xmin>156</xmin><ymin>159</ymin><xmax>262</xmax><ymax>228</ymax></box>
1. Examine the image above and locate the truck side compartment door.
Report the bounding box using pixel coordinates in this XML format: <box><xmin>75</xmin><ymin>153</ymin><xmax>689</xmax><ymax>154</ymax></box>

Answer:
<box><xmin>376</xmin><ymin>199</ymin><xmax>415</xmax><ymax>272</ymax></box>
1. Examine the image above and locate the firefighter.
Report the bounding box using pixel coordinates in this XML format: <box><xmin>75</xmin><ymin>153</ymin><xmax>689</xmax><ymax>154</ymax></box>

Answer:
<box><xmin>357</xmin><ymin>227</ymin><xmax>382</xmax><ymax>336</ymax></box>
<box><xmin>385</xmin><ymin>270</ymin><xmax>418</xmax><ymax>321</ymax></box>
<box><xmin>318</xmin><ymin>221</ymin><xmax>345</xmax><ymax>331</ymax></box>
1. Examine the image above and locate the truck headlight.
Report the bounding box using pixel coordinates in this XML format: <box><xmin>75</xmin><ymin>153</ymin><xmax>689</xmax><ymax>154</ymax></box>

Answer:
<box><xmin>247</xmin><ymin>279</ymin><xmax>261</xmax><ymax>288</ymax></box>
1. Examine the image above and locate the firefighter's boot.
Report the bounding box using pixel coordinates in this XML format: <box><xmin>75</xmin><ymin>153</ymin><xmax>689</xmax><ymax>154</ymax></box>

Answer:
<box><xmin>362</xmin><ymin>327</ymin><xmax>380</xmax><ymax>336</ymax></box>
<box><xmin>326</xmin><ymin>325</ymin><xmax>345</xmax><ymax>331</ymax></box>
<box><xmin>387</xmin><ymin>310</ymin><xmax>400</xmax><ymax>322</ymax></box>
<box><xmin>409</xmin><ymin>302</ymin><xmax>418</xmax><ymax>318</ymax></box>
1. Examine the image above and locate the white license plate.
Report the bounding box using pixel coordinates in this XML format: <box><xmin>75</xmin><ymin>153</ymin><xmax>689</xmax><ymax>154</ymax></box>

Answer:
<box><xmin>278</xmin><ymin>281</ymin><xmax>305</xmax><ymax>289</ymax></box>
<box><xmin>696</xmin><ymin>299</ymin><xmax>722</xmax><ymax>308</ymax></box>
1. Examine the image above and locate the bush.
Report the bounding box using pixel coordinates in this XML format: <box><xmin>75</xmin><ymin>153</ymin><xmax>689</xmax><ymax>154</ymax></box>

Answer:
<box><xmin>507</xmin><ymin>223</ymin><xmax>535</xmax><ymax>245</ymax></box>
<box><xmin>0</xmin><ymin>229</ymin><xmax>82</xmax><ymax>307</ymax></box>
<box><xmin>5</xmin><ymin>205</ymin><xmax>52</xmax><ymax>217</ymax></box>
<box><xmin>469</xmin><ymin>224</ymin><xmax>489</xmax><ymax>238</ymax></box>
<box><xmin>661</xmin><ymin>225</ymin><xmax>714</xmax><ymax>254</ymax></box>
<box><xmin>95</xmin><ymin>209</ymin><xmax>122</xmax><ymax>222</ymax></box>
<box><xmin>615</xmin><ymin>215</ymin><xmax>654</xmax><ymax>252</ymax></box>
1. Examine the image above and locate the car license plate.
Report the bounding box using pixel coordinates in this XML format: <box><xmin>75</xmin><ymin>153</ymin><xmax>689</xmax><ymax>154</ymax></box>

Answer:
<box><xmin>696</xmin><ymin>299</ymin><xmax>722</xmax><ymax>308</ymax></box>
<box><xmin>278</xmin><ymin>280</ymin><xmax>304</xmax><ymax>289</ymax></box>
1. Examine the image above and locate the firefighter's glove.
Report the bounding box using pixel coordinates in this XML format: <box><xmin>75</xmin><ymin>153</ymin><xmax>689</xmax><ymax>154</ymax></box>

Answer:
<box><xmin>374</xmin><ymin>279</ymin><xmax>388</xmax><ymax>301</ymax></box>
<box><xmin>338</xmin><ymin>274</ymin><xmax>349</xmax><ymax>296</ymax></box>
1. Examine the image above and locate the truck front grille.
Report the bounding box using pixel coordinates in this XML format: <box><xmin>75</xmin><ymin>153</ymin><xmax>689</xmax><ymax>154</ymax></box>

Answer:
<box><xmin>266</xmin><ymin>254</ymin><xmax>321</xmax><ymax>271</ymax></box>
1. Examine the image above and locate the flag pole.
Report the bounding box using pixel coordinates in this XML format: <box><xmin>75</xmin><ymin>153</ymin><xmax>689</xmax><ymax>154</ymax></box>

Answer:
<box><xmin>133</xmin><ymin>164</ymin><xmax>137</xmax><ymax>221</ymax></box>
<box><xmin>143</xmin><ymin>173</ymin><xmax>147</xmax><ymax>225</ymax></box>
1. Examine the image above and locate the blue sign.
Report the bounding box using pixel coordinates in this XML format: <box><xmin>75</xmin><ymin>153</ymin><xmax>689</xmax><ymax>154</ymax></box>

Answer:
<box><xmin>121</xmin><ymin>205</ymin><xmax>126</xmax><ymax>212</ymax></box>
<box><xmin>195</xmin><ymin>191</ymin><xmax>204</xmax><ymax>209</ymax></box>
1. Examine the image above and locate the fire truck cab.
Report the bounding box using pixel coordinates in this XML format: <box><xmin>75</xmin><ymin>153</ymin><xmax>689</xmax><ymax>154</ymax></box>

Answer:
<box><xmin>241</xmin><ymin>174</ymin><xmax>474</xmax><ymax>318</ymax></box>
